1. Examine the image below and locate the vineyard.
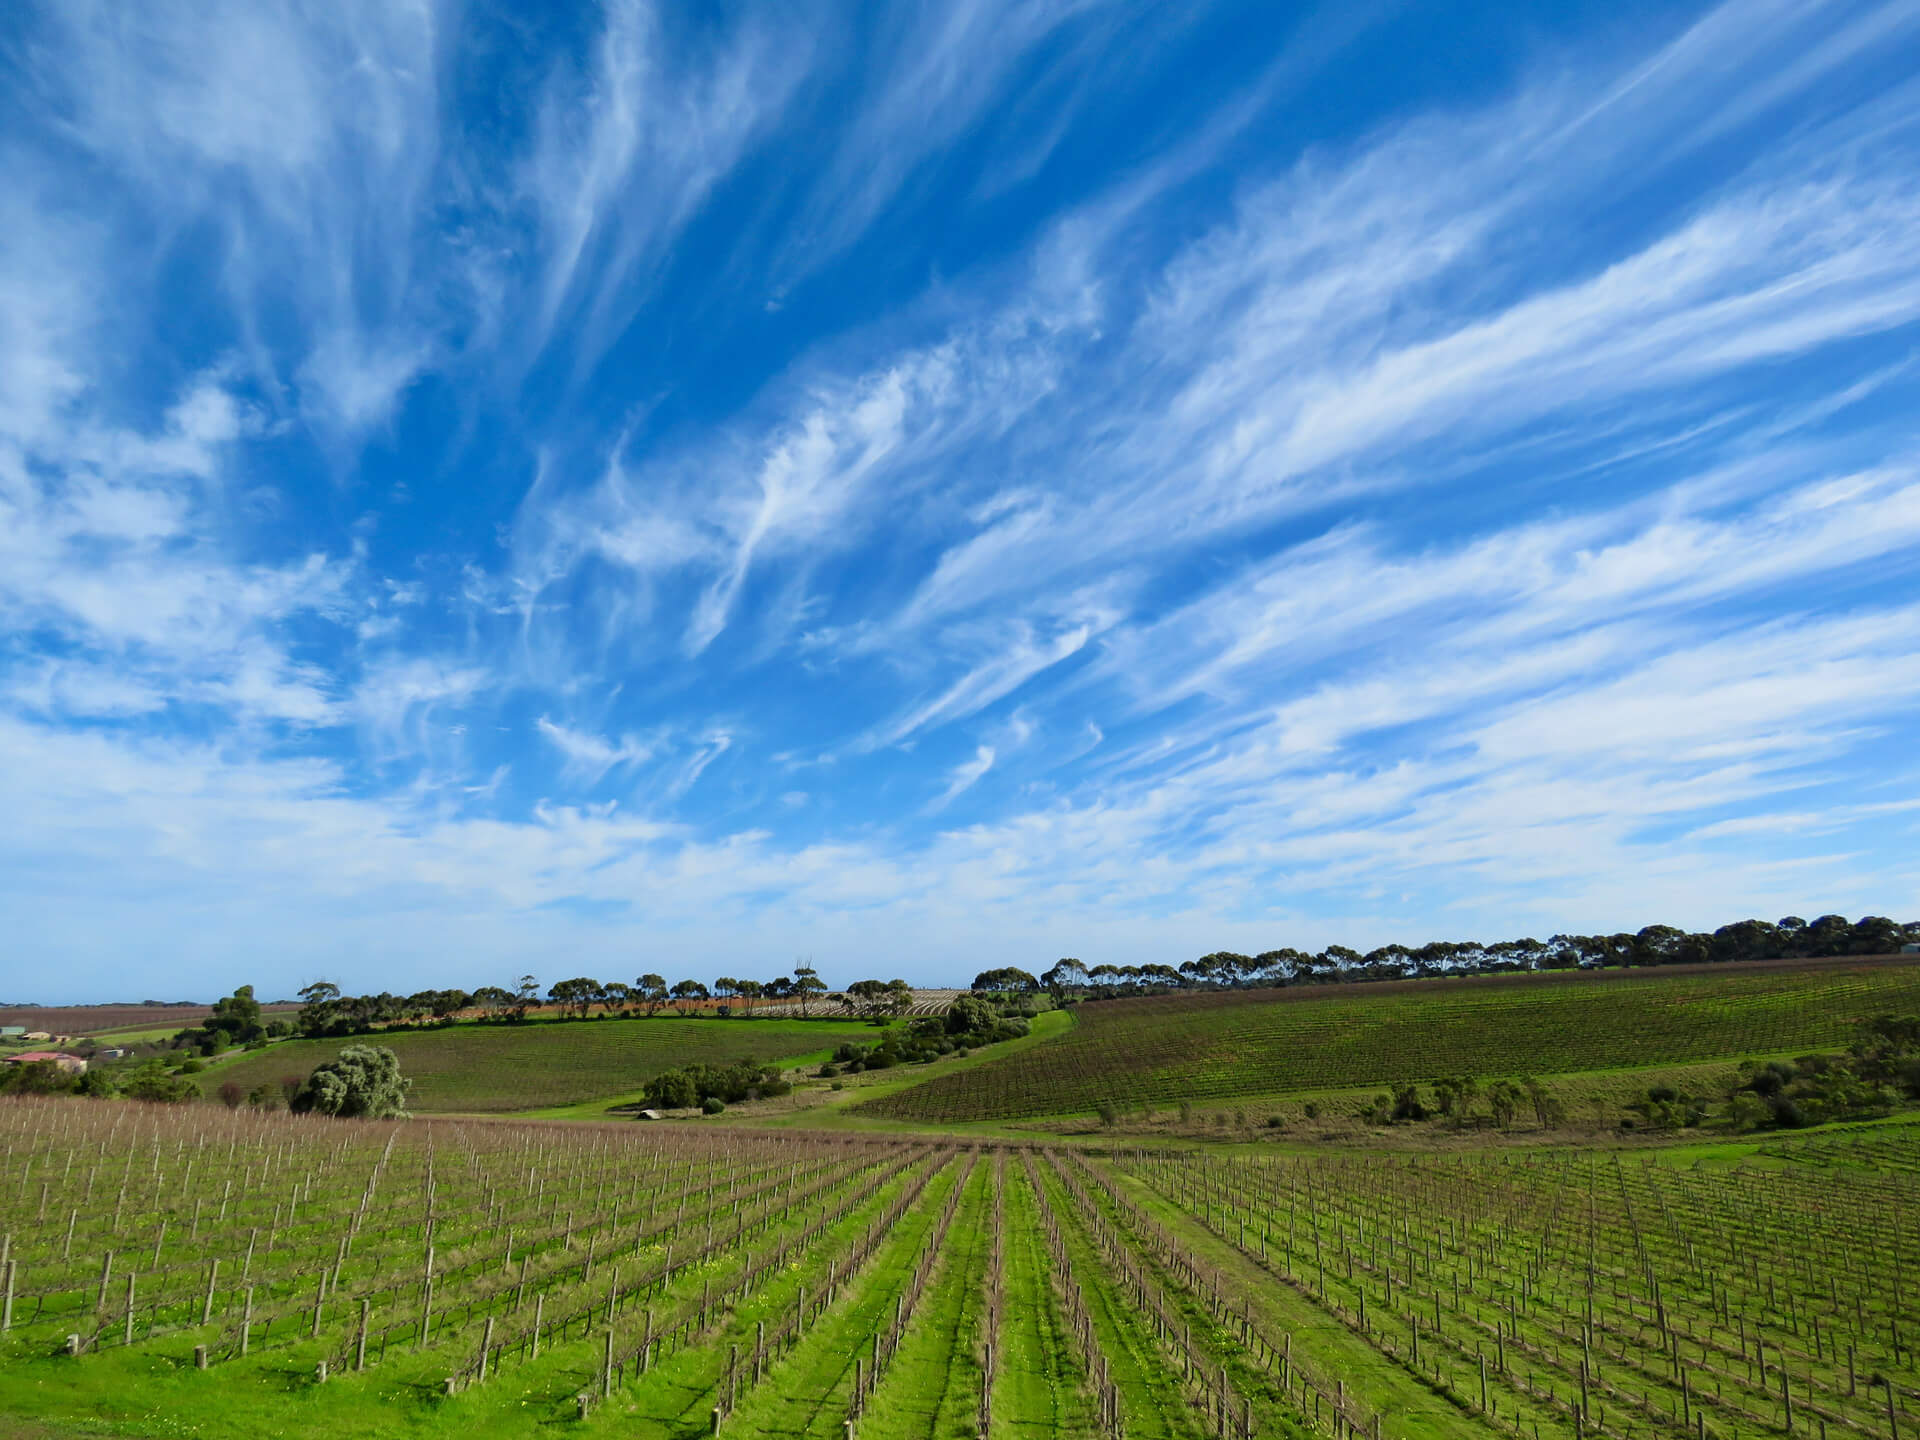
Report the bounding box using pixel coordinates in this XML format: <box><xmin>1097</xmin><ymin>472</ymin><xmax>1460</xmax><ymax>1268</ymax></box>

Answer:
<box><xmin>2</xmin><ymin>1096</ymin><xmax>1916</xmax><ymax>1440</ymax></box>
<box><xmin>197</xmin><ymin>1015</ymin><xmax>879</xmax><ymax>1113</ymax></box>
<box><xmin>861</xmin><ymin>959</ymin><xmax>1920</xmax><ymax>1123</ymax></box>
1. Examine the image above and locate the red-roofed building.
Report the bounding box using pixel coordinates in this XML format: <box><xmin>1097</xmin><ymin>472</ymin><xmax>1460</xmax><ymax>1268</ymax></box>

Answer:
<box><xmin>3</xmin><ymin>1051</ymin><xmax>87</xmax><ymax>1074</ymax></box>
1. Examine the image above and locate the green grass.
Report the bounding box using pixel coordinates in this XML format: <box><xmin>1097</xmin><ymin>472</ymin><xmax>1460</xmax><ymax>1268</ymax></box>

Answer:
<box><xmin>832</xmin><ymin>1160</ymin><xmax>990</xmax><ymax>1439</ymax></box>
<box><xmin>718</xmin><ymin>1157</ymin><xmax>969</xmax><ymax>1439</ymax></box>
<box><xmin>993</xmin><ymin>1160</ymin><xmax>1101</xmax><ymax>1437</ymax></box>
<box><xmin>194</xmin><ymin>1015</ymin><xmax>885</xmax><ymax>1113</ymax></box>
<box><xmin>1029</xmin><ymin>1158</ymin><xmax>1209</xmax><ymax>1440</ymax></box>
<box><xmin>860</xmin><ymin>957</ymin><xmax>1920</xmax><ymax>1122</ymax></box>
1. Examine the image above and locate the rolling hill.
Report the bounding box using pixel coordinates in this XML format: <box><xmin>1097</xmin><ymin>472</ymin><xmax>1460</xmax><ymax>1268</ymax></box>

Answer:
<box><xmin>860</xmin><ymin>955</ymin><xmax>1920</xmax><ymax>1122</ymax></box>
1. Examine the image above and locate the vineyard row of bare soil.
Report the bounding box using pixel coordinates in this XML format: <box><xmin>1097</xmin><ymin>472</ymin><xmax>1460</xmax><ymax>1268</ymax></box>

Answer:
<box><xmin>0</xmin><ymin>1099</ymin><xmax>1915</xmax><ymax>1440</ymax></box>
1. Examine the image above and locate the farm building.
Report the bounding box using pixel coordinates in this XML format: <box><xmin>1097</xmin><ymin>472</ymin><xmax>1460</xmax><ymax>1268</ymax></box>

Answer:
<box><xmin>0</xmin><ymin>1026</ymin><xmax>24</xmax><ymax>1039</ymax></box>
<box><xmin>21</xmin><ymin>1030</ymin><xmax>50</xmax><ymax>1042</ymax></box>
<box><xmin>3</xmin><ymin>1051</ymin><xmax>87</xmax><ymax>1074</ymax></box>
<box><xmin>1904</xmin><ymin>941</ymin><xmax>1920</xmax><ymax>953</ymax></box>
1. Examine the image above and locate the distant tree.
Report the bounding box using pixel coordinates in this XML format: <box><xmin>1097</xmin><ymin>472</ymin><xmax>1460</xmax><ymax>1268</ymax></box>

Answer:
<box><xmin>714</xmin><ymin>977</ymin><xmax>739</xmax><ymax>1002</ymax></box>
<box><xmin>0</xmin><ymin>1059</ymin><xmax>76</xmax><ymax>1096</ymax></box>
<box><xmin>792</xmin><ymin>965</ymin><xmax>827</xmax><ymax>1019</ymax></box>
<box><xmin>736</xmin><ymin>980</ymin><xmax>763</xmax><ymax>1017</ymax></box>
<box><xmin>885</xmin><ymin>978</ymin><xmax>914</xmax><ymax>1017</ymax></box>
<box><xmin>1850</xmin><ymin>915</ymin><xmax>1903</xmax><ymax>955</ymax></box>
<box><xmin>1710</xmin><ymin>919</ymin><xmax>1779</xmax><ymax>964</ymax></box>
<box><xmin>946</xmin><ymin>994</ymin><xmax>996</xmax><ymax>1036</ymax></box>
<box><xmin>1805</xmin><ymin>914</ymin><xmax>1853</xmax><ymax>955</ymax></box>
<box><xmin>1487</xmin><ymin>1080</ymin><xmax>1525</xmax><ymax>1129</ymax></box>
<box><xmin>602</xmin><ymin>982</ymin><xmax>633</xmax><ymax>1014</ymax></box>
<box><xmin>511</xmin><ymin>975</ymin><xmax>540</xmax><ymax>1023</ymax></box>
<box><xmin>1523</xmin><ymin>1076</ymin><xmax>1565</xmax><ymax>1128</ymax></box>
<box><xmin>429</xmin><ymin>988</ymin><xmax>470</xmax><ymax>1022</ymax></box>
<box><xmin>206</xmin><ymin>985</ymin><xmax>266</xmax><ymax>1045</ymax></box>
<box><xmin>291</xmin><ymin>1045</ymin><xmax>410</xmax><ymax>1118</ymax></box>
<box><xmin>296</xmin><ymin>981</ymin><xmax>342</xmax><ymax>1037</ymax></box>
<box><xmin>635</xmin><ymin>974</ymin><xmax>669</xmax><ymax>1018</ymax></box>
<box><xmin>971</xmin><ymin>967</ymin><xmax>1040</xmax><ymax>995</ymax></box>
<box><xmin>1321</xmin><ymin>946</ymin><xmax>1362</xmax><ymax>975</ymax></box>
<box><xmin>670</xmin><ymin>979</ymin><xmax>710</xmax><ymax>1016</ymax></box>
<box><xmin>218</xmin><ymin>1079</ymin><xmax>246</xmax><ymax>1109</ymax></box>
<box><xmin>119</xmin><ymin>1061</ymin><xmax>196</xmax><ymax>1103</ymax></box>
<box><xmin>845</xmin><ymin>980</ymin><xmax>890</xmax><ymax>1022</ymax></box>
<box><xmin>470</xmin><ymin>985</ymin><xmax>513</xmax><ymax>1020</ymax></box>
<box><xmin>1041</xmin><ymin>959</ymin><xmax>1089</xmax><ymax>995</ymax></box>
<box><xmin>646</xmin><ymin>1068</ymin><xmax>698</xmax><ymax>1109</ymax></box>
<box><xmin>547</xmin><ymin>977</ymin><xmax>602</xmax><ymax>1021</ymax></box>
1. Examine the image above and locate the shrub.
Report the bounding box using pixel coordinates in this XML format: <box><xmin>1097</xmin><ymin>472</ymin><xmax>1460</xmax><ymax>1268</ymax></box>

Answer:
<box><xmin>120</xmin><ymin>1062</ymin><xmax>197</xmax><ymax>1104</ymax></box>
<box><xmin>701</xmin><ymin>1096</ymin><xmax>726</xmax><ymax>1115</ymax></box>
<box><xmin>218</xmin><ymin>1080</ymin><xmax>245</xmax><ymax>1109</ymax></box>
<box><xmin>1302</xmin><ymin>1101</ymin><xmax>1320</xmax><ymax>1120</ymax></box>
<box><xmin>1097</xmin><ymin>1101</ymin><xmax>1117</xmax><ymax>1126</ymax></box>
<box><xmin>291</xmin><ymin>1046</ymin><xmax>411</xmax><ymax>1119</ymax></box>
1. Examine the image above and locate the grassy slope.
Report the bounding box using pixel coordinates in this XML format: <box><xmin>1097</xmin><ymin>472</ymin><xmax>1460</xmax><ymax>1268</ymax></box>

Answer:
<box><xmin>195</xmin><ymin>1015</ymin><xmax>881</xmax><ymax>1113</ymax></box>
<box><xmin>861</xmin><ymin>956</ymin><xmax>1920</xmax><ymax>1123</ymax></box>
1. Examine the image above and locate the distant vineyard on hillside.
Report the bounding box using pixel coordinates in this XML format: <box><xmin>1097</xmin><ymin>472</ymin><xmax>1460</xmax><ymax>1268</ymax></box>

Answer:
<box><xmin>200</xmin><ymin>1016</ymin><xmax>877</xmax><ymax>1113</ymax></box>
<box><xmin>862</xmin><ymin>956</ymin><xmax>1920</xmax><ymax>1122</ymax></box>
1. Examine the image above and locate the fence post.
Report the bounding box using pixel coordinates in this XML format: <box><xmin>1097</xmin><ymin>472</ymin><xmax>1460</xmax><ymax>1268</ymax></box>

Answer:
<box><xmin>194</xmin><ymin>1343</ymin><xmax>208</xmax><ymax>1370</ymax></box>
<box><xmin>202</xmin><ymin>1259</ymin><xmax>219</xmax><ymax>1326</ymax></box>
<box><xmin>124</xmin><ymin>1272</ymin><xmax>137</xmax><ymax>1346</ymax></box>
<box><xmin>1</xmin><ymin>1258</ymin><xmax>14</xmax><ymax>1332</ymax></box>
<box><xmin>357</xmin><ymin>1299</ymin><xmax>370</xmax><ymax>1371</ymax></box>
<box><xmin>241</xmin><ymin>1286</ymin><xmax>254</xmax><ymax>1356</ymax></box>
<box><xmin>480</xmin><ymin>1316</ymin><xmax>495</xmax><ymax>1382</ymax></box>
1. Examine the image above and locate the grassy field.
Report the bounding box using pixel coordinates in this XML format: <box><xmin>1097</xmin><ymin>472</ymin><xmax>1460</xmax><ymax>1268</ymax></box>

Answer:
<box><xmin>195</xmin><ymin>1014</ymin><xmax>882</xmax><ymax>1113</ymax></box>
<box><xmin>859</xmin><ymin>956</ymin><xmax>1920</xmax><ymax>1122</ymax></box>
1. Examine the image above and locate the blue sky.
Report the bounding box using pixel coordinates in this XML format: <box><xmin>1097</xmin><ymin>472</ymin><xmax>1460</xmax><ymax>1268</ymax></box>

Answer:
<box><xmin>4</xmin><ymin>0</ymin><xmax>1919</xmax><ymax>1002</ymax></box>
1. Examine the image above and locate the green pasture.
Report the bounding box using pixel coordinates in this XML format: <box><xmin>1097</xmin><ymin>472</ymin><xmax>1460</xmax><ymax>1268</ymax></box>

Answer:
<box><xmin>194</xmin><ymin>1015</ymin><xmax>884</xmax><ymax>1113</ymax></box>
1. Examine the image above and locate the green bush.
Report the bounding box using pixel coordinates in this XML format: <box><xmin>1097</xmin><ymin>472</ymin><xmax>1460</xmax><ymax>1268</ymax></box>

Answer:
<box><xmin>701</xmin><ymin>1096</ymin><xmax>726</xmax><ymax>1115</ymax></box>
<box><xmin>643</xmin><ymin>1059</ymin><xmax>787</xmax><ymax>1109</ymax></box>
<box><xmin>291</xmin><ymin>1046</ymin><xmax>411</xmax><ymax>1119</ymax></box>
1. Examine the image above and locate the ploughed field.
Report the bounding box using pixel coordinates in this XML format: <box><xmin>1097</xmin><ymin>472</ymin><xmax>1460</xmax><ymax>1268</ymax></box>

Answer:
<box><xmin>199</xmin><ymin>1016</ymin><xmax>878</xmax><ymax>1113</ymax></box>
<box><xmin>861</xmin><ymin>958</ymin><xmax>1920</xmax><ymax>1123</ymax></box>
<box><xmin>1</xmin><ymin>1100</ymin><xmax>1917</xmax><ymax>1440</ymax></box>
<box><xmin>0</xmin><ymin>1003</ymin><xmax>300</xmax><ymax>1036</ymax></box>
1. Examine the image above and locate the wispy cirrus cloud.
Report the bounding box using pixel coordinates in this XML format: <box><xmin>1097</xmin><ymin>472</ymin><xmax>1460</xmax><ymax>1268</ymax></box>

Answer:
<box><xmin>5</xmin><ymin>0</ymin><xmax>1920</xmax><ymax>999</ymax></box>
